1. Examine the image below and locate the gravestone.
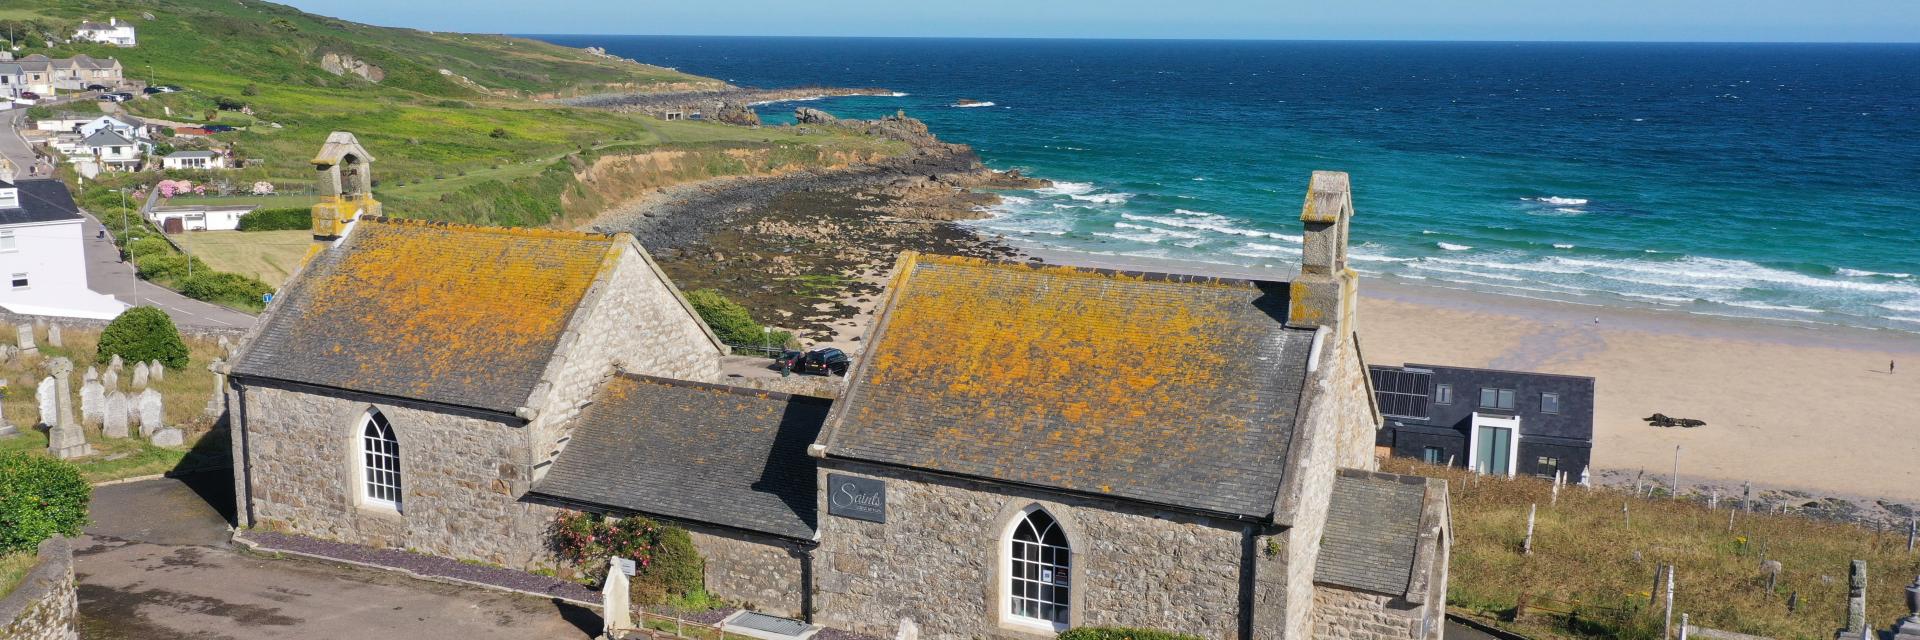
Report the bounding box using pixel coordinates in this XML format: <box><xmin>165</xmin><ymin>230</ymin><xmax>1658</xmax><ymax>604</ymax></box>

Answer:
<box><xmin>103</xmin><ymin>391</ymin><xmax>129</xmax><ymax>438</ymax></box>
<box><xmin>138</xmin><ymin>388</ymin><xmax>165</xmax><ymax>437</ymax></box>
<box><xmin>150</xmin><ymin>427</ymin><xmax>184</xmax><ymax>448</ymax></box>
<box><xmin>149</xmin><ymin>360</ymin><xmax>165</xmax><ymax>383</ymax></box>
<box><xmin>80</xmin><ymin>379</ymin><xmax>106</xmax><ymax>426</ymax></box>
<box><xmin>1893</xmin><ymin>574</ymin><xmax>1920</xmax><ymax>639</ymax></box>
<box><xmin>103</xmin><ymin>368</ymin><xmax>119</xmax><ymax>391</ymax></box>
<box><xmin>0</xmin><ymin>344</ymin><xmax>15</xmax><ymax>364</ymax></box>
<box><xmin>84</xmin><ymin>367</ymin><xmax>99</xmax><ymax>383</ymax></box>
<box><xmin>45</xmin><ymin>359</ymin><xmax>92</xmax><ymax>459</ymax></box>
<box><xmin>46</xmin><ymin>324</ymin><xmax>62</xmax><ymax>348</ymax></box>
<box><xmin>17</xmin><ymin>323</ymin><xmax>36</xmax><ymax>351</ymax></box>
<box><xmin>602</xmin><ymin>555</ymin><xmax>632</xmax><ymax>636</ymax></box>
<box><xmin>1838</xmin><ymin>560</ymin><xmax>1867</xmax><ymax>639</ymax></box>
<box><xmin>109</xmin><ymin>354</ymin><xmax>124</xmax><ymax>372</ymax></box>
<box><xmin>217</xmin><ymin>335</ymin><xmax>231</xmax><ymax>355</ymax></box>
<box><xmin>205</xmin><ymin>358</ymin><xmax>228</xmax><ymax>418</ymax></box>
<box><xmin>36</xmin><ymin>376</ymin><xmax>56</xmax><ymax>427</ymax></box>
<box><xmin>0</xmin><ymin>381</ymin><xmax>13</xmax><ymax>436</ymax></box>
<box><xmin>132</xmin><ymin>361</ymin><xmax>150</xmax><ymax>389</ymax></box>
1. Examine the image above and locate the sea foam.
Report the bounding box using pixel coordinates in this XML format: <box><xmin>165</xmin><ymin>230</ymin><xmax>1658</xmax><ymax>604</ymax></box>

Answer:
<box><xmin>1437</xmin><ymin>242</ymin><xmax>1472</xmax><ymax>251</ymax></box>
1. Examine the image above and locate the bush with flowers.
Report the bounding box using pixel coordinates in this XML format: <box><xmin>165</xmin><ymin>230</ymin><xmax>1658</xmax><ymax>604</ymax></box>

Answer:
<box><xmin>552</xmin><ymin>511</ymin><xmax>704</xmax><ymax>604</ymax></box>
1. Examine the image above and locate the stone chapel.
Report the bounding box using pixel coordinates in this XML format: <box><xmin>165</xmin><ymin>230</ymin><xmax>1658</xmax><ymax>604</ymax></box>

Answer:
<box><xmin>224</xmin><ymin>136</ymin><xmax>1448</xmax><ymax>640</ymax></box>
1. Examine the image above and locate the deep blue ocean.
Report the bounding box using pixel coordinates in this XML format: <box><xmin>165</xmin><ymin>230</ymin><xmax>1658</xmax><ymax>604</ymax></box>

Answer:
<box><xmin>534</xmin><ymin>36</ymin><xmax>1920</xmax><ymax>332</ymax></box>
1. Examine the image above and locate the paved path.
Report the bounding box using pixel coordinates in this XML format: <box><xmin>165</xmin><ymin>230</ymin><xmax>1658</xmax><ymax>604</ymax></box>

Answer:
<box><xmin>3</xmin><ymin>107</ymin><xmax>256</xmax><ymax>328</ymax></box>
<box><xmin>76</xmin><ymin>474</ymin><xmax>600</xmax><ymax>639</ymax></box>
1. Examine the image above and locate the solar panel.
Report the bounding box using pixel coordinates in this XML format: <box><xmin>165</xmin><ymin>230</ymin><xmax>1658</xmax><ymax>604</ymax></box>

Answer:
<box><xmin>1370</xmin><ymin>368</ymin><xmax>1432</xmax><ymax>419</ymax></box>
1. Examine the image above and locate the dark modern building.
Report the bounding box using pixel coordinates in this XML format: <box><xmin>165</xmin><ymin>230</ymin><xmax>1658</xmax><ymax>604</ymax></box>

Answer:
<box><xmin>1368</xmin><ymin>364</ymin><xmax>1595</xmax><ymax>481</ymax></box>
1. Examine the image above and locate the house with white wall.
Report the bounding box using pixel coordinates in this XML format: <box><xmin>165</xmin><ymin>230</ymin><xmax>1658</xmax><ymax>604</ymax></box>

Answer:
<box><xmin>79</xmin><ymin>115</ymin><xmax>149</xmax><ymax>142</ymax></box>
<box><xmin>0</xmin><ymin>179</ymin><xmax>126</xmax><ymax>319</ymax></box>
<box><xmin>34</xmin><ymin>113</ymin><xmax>98</xmax><ymax>134</ymax></box>
<box><xmin>0</xmin><ymin>63</ymin><xmax>23</xmax><ymax>100</ymax></box>
<box><xmin>161</xmin><ymin>150</ymin><xmax>226</xmax><ymax>170</ymax></box>
<box><xmin>77</xmin><ymin>129</ymin><xmax>145</xmax><ymax>171</ymax></box>
<box><xmin>74</xmin><ymin>19</ymin><xmax>138</xmax><ymax>47</ymax></box>
<box><xmin>148</xmin><ymin>203</ymin><xmax>254</xmax><ymax>232</ymax></box>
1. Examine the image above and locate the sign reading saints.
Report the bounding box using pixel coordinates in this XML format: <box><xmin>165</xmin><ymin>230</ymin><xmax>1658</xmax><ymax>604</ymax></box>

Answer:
<box><xmin>827</xmin><ymin>474</ymin><xmax>886</xmax><ymax>523</ymax></box>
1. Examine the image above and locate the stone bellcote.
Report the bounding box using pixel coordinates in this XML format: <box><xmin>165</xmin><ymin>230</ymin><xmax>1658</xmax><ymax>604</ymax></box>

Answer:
<box><xmin>305</xmin><ymin>132</ymin><xmax>382</xmax><ymax>263</ymax></box>
<box><xmin>1288</xmin><ymin>170</ymin><xmax>1359</xmax><ymax>332</ymax></box>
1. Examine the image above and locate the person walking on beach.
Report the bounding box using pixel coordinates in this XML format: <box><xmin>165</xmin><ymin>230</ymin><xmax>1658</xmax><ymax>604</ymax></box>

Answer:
<box><xmin>1893</xmin><ymin>360</ymin><xmax>1897</xmax><ymax>374</ymax></box>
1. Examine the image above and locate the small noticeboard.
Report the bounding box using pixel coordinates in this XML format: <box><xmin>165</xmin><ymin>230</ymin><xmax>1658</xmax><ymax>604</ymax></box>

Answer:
<box><xmin>827</xmin><ymin>474</ymin><xmax>887</xmax><ymax>523</ymax></box>
<box><xmin>614</xmin><ymin>557</ymin><xmax>637</xmax><ymax>576</ymax></box>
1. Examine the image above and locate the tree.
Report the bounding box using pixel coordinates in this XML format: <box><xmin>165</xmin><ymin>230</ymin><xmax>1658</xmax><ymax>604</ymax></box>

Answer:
<box><xmin>97</xmin><ymin>306</ymin><xmax>191</xmax><ymax>370</ymax></box>
<box><xmin>684</xmin><ymin>289</ymin><xmax>790</xmax><ymax>347</ymax></box>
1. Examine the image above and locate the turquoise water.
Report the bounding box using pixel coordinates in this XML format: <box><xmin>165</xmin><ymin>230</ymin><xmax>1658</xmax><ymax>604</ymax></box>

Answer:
<box><xmin>535</xmin><ymin>37</ymin><xmax>1920</xmax><ymax>333</ymax></box>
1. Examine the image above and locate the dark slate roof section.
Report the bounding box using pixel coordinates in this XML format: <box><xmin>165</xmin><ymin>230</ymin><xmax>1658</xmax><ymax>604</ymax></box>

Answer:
<box><xmin>230</xmin><ymin>218</ymin><xmax>623</xmax><ymax>413</ymax></box>
<box><xmin>1316</xmin><ymin>470</ymin><xmax>1431</xmax><ymax>596</ymax></box>
<box><xmin>1372</xmin><ymin>363</ymin><xmax>1597</xmax><ymax>442</ymax></box>
<box><xmin>0</xmin><ymin>180</ymin><xmax>85</xmax><ymax>226</ymax></box>
<box><xmin>529</xmin><ymin>374</ymin><xmax>827</xmax><ymax>540</ymax></box>
<box><xmin>824</xmin><ymin>253</ymin><xmax>1313</xmax><ymax>519</ymax></box>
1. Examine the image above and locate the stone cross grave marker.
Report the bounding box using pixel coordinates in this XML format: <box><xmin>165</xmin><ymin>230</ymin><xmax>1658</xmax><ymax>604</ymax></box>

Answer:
<box><xmin>1839</xmin><ymin>560</ymin><xmax>1868</xmax><ymax>639</ymax></box>
<box><xmin>103</xmin><ymin>391</ymin><xmax>129</xmax><ymax>439</ymax></box>
<box><xmin>46</xmin><ymin>358</ymin><xmax>92</xmax><ymax>459</ymax></box>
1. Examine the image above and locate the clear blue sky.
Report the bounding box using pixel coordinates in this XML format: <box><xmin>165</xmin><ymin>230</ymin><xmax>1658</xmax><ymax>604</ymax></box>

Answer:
<box><xmin>282</xmin><ymin>0</ymin><xmax>1920</xmax><ymax>42</ymax></box>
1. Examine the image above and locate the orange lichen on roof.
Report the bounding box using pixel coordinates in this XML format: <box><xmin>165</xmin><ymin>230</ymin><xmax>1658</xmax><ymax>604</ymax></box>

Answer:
<box><xmin>831</xmin><ymin>253</ymin><xmax>1308</xmax><ymax>513</ymax></box>
<box><xmin>251</xmin><ymin>217</ymin><xmax>626</xmax><ymax>410</ymax></box>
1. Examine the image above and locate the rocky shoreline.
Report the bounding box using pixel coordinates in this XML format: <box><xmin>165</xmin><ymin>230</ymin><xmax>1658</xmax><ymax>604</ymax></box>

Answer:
<box><xmin>554</xmin><ymin>86</ymin><xmax>900</xmax><ymax>124</ymax></box>
<box><xmin>583</xmin><ymin>108</ymin><xmax>1045</xmax><ymax>345</ymax></box>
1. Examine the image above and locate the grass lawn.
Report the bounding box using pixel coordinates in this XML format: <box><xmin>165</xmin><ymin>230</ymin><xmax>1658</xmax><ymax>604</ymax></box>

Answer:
<box><xmin>1385</xmin><ymin>458</ymin><xmax>1920</xmax><ymax>639</ymax></box>
<box><xmin>173</xmin><ymin>230</ymin><xmax>313</xmax><ymax>288</ymax></box>
<box><xmin>0</xmin><ymin>552</ymin><xmax>38</xmax><ymax>600</ymax></box>
<box><xmin>164</xmin><ymin>194</ymin><xmax>319</xmax><ymax>210</ymax></box>
<box><xmin>0</xmin><ymin>324</ymin><xmax>230</xmax><ymax>483</ymax></box>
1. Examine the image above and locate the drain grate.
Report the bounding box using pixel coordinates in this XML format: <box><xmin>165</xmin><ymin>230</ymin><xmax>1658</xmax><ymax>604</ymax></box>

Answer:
<box><xmin>725</xmin><ymin>611</ymin><xmax>815</xmax><ymax>639</ymax></box>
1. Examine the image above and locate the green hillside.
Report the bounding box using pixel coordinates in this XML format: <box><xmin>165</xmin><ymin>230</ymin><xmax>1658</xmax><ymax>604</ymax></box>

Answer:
<box><xmin>13</xmin><ymin>0</ymin><xmax>902</xmax><ymax>226</ymax></box>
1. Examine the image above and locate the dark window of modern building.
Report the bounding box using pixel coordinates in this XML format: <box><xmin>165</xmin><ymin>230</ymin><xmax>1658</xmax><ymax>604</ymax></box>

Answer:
<box><xmin>1434</xmin><ymin>384</ymin><xmax>1452</xmax><ymax>405</ymax></box>
<box><xmin>1541</xmin><ymin>392</ymin><xmax>1560</xmax><ymax>414</ymax></box>
<box><xmin>1479</xmin><ymin>387</ymin><xmax>1516</xmax><ymax>410</ymax></box>
<box><xmin>1370</xmin><ymin>368</ymin><xmax>1432</xmax><ymax>419</ymax></box>
<box><xmin>1423</xmin><ymin>446</ymin><xmax>1445</xmax><ymax>465</ymax></box>
<box><xmin>1537</xmin><ymin>456</ymin><xmax>1560</xmax><ymax>478</ymax></box>
<box><xmin>9</xmin><ymin>273</ymin><xmax>27</xmax><ymax>289</ymax></box>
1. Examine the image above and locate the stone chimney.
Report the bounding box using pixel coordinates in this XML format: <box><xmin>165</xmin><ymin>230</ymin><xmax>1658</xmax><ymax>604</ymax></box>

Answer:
<box><xmin>1288</xmin><ymin>170</ymin><xmax>1358</xmax><ymax>332</ymax></box>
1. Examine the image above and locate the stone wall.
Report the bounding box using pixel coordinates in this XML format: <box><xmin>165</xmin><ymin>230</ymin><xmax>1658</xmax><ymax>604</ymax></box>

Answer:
<box><xmin>232</xmin><ymin>384</ymin><xmax>559</xmax><ymax>569</ymax></box>
<box><xmin>685</xmin><ymin>525</ymin><xmax>808</xmax><ymax>618</ymax></box>
<box><xmin>1309</xmin><ymin>585</ymin><xmax>1428</xmax><ymax>640</ymax></box>
<box><xmin>813</xmin><ymin>461</ymin><xmax>1249</xmax><ymax>640</ymax></box>
<box><xmin>0</xmin><ymin>308</ymin><xmax>248</xmax><ymax>341</ymax></box>
<box><xmin>1331</xmin><ymin>332</ymin><xmax>1383</xmax><ymax>471</ymax></box>
<box><xmin>527</xmin><ymin>242</ymin><xmax>726</xmax><ymax>471</ymax></box>
<box><xmin>0</xmin><ymin>536</ymin><xmax>78</xmax><ymax>640</ymax></box>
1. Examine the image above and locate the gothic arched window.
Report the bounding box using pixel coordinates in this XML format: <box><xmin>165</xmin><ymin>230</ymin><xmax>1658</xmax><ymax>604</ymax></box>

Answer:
<box><xmin>359</xmin><ymin>410</ymin><xmax>401</xmax><ymax>510</ymax></box>
<box><xmin>1007</xmin><ymin>506</ymin><xmax>1071</xmax><ymax>628</ymax></box>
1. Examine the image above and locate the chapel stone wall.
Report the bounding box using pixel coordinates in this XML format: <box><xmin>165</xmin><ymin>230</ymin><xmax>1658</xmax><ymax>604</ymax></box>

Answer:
<box><xmin>235</xmin><ymin>384</ymin><xmax>559</xmax><ymax>569</ymax></box>
<box><xmin>1309</xmin><ymin>584</ymin><xmax>1434</xmax><ymax>640</ymax></box>
<box><xmin>813</xmin><ymin>462</ymin><xmax>1248</xmax><ymax>640</ymax></box>
<box><xmin>685</xmin><ymin>526</ymin><xmax>809</xmax><ymax>619</ymax></box>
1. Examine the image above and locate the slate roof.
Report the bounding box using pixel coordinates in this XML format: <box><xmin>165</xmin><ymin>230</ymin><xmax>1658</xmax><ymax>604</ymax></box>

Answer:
<box><xmin>0</xmin><ymin>180</ymin><xmax>84</xmax><ymax>226</ymax></box>
<box><xmin>528</xmin><ymin>374</ymin><xmax>827</xmax><ymax>540</ymax></box>
<box><xmin>1316</xmin><ymin>470</ymin><xmax>1433</xmax><ymax>596</ymax></box>
<box><xmin>166</xmin><ymin>150</ymin><xmax>216</xmax><ymax>159</ymax></box>
<box><xmin>231</xmin><ymin>217</ymin><xmax>626</xmax><ymax>413</ymax></box>
<box><xmin>821</xmin><ymin>253</ymin><xmax>1314</xmax><ymax>519</ymax></box>
<box><xmin>81</xmin><ymin>129</ymin><xmax>134</xmax><ymax>147</ymax></box>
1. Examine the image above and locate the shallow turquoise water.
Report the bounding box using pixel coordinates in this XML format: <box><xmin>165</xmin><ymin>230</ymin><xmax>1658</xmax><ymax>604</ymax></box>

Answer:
<box><xmin>536</xmin><ymin>36</ymin><xmax>1920</xmax><ymax>333</ymax></box>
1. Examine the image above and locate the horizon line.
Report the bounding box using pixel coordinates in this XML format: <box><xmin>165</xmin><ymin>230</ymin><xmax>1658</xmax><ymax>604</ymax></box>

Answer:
<box><xmin>512</xmin><ymin>33</ymin><xmax>1920</xmax><ymax>46</ymax></box>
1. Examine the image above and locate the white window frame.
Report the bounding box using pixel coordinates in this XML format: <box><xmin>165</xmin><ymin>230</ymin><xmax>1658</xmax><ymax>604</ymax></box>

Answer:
<box><xmin>358</xmin><ymin>410</ymin><xmax>402</xmax><ymax>511</ymax></box>
<box><xmin>0</xmin><ymin>230</ymin><xmax>16</xmax><ymax>252</ymax></box>
<box><xmin>1001</xmin><ymin>505</ymin><xmax>1072</xmax><ymax>632</ymax></box>
<box><xmin>1434</xmin><ymin>383</ymin><xmax>1453</xmax><ymax>405</ymax></box>
<box><xmin>1541</xmin><ymin>392</ymin><xmax>1560</xmax><ymax>414</ymax></box>
<box><xmin>9</xmin><ymin>272</ymin><xmax>28</xmax><ymax>290</ymax></box>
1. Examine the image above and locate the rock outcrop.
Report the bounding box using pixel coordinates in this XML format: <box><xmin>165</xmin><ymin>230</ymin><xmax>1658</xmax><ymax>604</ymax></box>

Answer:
<box><xmin>319</xmin><ymin>52</ymin><xmax>386</xmax><ymax>83</ymax></box>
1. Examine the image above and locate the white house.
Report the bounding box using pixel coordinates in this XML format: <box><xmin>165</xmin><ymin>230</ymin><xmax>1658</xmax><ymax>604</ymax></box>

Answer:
<box><xmin>148</xmin><ymin>203</ymin><xmax>253</xmax><ymax>232</ymax></box>
<box><xmin>34</xmin><ymin>113</ymin><xmax>99</xmax><ymax>134</ymax></box>
<box><xmin>0</xmin><ymin>179</ymin><xmax>126</xmax><ymax>319</ymax></box>
<box><xmin>161</xmin><ymin>150</ymin><xmax>226</xmax><ymax>170</ymax></box>
<box><xmin>79</xmin><ymin>115</ymin><xmax>149</xmax><ymax>141</ymax></box>
<box><xmin>73</xmin><ymin>18</ymin><xmax>137</xmax><ymax>47</ymax></box>
<box><xmin>0</xmin><ymin>63</ymin><xmax>23</xmax><ymax>100</ymax></box>
<box><xmin>77</xmin><ymin>129</ymin><xmax>144</xmax><ymax>170</ymax></box>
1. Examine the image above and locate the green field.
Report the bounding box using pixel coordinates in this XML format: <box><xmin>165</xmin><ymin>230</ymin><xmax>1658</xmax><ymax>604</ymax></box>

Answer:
<box><xmin>173</xmin><ymin>230</ymin><xmax>313</xmax><ymax>287</ymax></box>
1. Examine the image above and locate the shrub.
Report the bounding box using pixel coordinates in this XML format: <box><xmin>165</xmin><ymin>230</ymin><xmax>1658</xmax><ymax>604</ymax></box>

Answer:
<box><xmin>0</xmin><ymin>452</ymin><xmax>92</xmax><ymax>554</ymax></box>
<box><xmin>685</xmin><ymin>289</ymin><xmax>791</xmax><ymax>347</ymax></box>
<box><xmin>552</xmin><ymin>512</ymin><xmax>703</xmax><ymax>604</ymax></box>
<box><xmin>1057</xmin><ymin>628</ymin><xmax>1202</xmax><ymax>640</ymax></box>
<box><xmin>236</xmin><ymin>207</ymin><xmax>312</xmax><ymax>231</ymax></box>
<box><xmin>97</xmin><ymin>306</ymin><xmax>191</xmax><ymax>370</ymax></box>
<box><xmin>126</xmin><ymin>236</ymin><xmax>172</xmax><ymax>260</ymax></box>
<box><xmin>134</xmin><ymin>253</ymin><xmax>191</xmax><ymax>281</ymax></box>
<box><xmin>181</xmin><ymin>272</ymin><xmax>272</xmax><ymax>308</ymax></box>
<box><xmin>489</xmin><ymin>127</ymin><xmax>509</xmax><ymax>139</ymax></box>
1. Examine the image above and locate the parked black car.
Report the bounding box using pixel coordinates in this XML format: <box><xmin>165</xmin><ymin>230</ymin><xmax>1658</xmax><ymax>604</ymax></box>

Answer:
<box><xmin>19</xmin><ymin>92</ymin><xmax>38</xmax><ymax>100</ymax></box>
<box><xmin>778</xmin><ymin>348</ymin><xmax>850</xmax><ymax>377</ymax></box>
<box><xmin>85</xmin><ymin>83</ymin><xmax>112</xmax><ymax>92</ymax></box>
<box><xmin>203</xmin><ymin>124</ymin><xmax>237</xmax><ymax>133</ymax></box>
<box><xmin>143</xmin><ymin>86</ymin><xmax>164</xmax><ymax>94</ymax></box>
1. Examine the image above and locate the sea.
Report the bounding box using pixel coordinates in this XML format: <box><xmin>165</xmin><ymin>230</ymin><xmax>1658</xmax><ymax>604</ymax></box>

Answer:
<box><xmin>532</xmin><ymin>36</ymin><xmax>1920</xmax><ymax>333</ymax></box>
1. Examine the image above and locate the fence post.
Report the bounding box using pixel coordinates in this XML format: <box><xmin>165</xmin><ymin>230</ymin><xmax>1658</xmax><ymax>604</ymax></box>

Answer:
<box><xmin>1524</xmin><ymin>503</ymin><xmax>1537</xmax><ymax>555</ymax></box>
<box><xmin>1671</xmin><ymin>445</ymin><xmax>1681</xmax><ymax>500</ymax></box>
<box><xmin>1650</xmin><ymin>564</ymin><xmax>1664</xmax><ymax>608</ymax></box>
<box><xmin>1908</xmin><ymin>519</ymin><xmax>1916</xmax><ymax>553</ymax></box>
<box><xmin>1680</xmin><ymin>613</ymin><xmax>1689</xmax><ymax>640</ymax></box>
<box><xmin>1664</xmin><ymin>565</ymin><xmax>1676</xmax><ymax>639</ymax></box>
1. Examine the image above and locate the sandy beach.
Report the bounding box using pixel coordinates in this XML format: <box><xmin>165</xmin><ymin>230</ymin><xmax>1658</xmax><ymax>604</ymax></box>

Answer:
<box><xmin>1012</xmin><ymin>247</ymin><xmax>1920</xmax><ymax>506</ymax></box>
